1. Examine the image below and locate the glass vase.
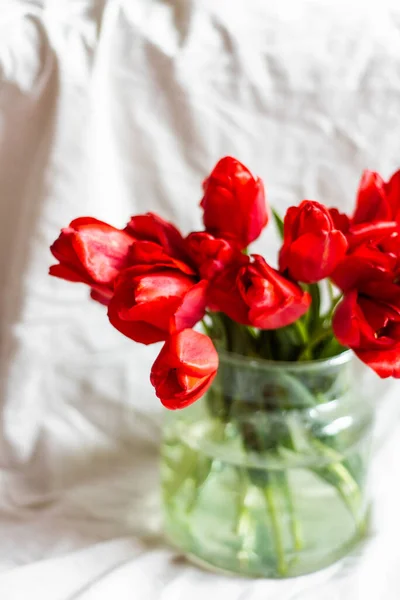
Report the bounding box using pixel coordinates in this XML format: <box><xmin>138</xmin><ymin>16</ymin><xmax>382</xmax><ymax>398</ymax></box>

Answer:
<box><xmin>161</xmin><ymin>350</ymin><xmax>374</xmax><ymax>578</ymax></box>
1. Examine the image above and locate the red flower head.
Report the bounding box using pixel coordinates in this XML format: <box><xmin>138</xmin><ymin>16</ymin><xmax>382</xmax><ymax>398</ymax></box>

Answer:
<box><xmin>209</xmin><ymin>254</ymin><xmax>311</xmax><ymax>329</ymax></box>
<box><xmin>332</xmin><ymin>232</ymin><xmax>400</xmax><ymax>292</ymax></box>
<box><xmin>353</xmin><ymin>169</ymin><xmax>400</xmax><ymax>225</ymax></box>
<box><xmin>49</xmin><ymin>217</ymin><xmax>136</xmax><ymax>305</ymax></box>
<box><xmin>331</xmin><ymin>230</ymin><xmax>400</xmax><ymax>377</ymax></box>
<box><xmin>125</xmin><ymin>212</ymin><xmax>185</xmax><ymax>258</ymax></box>
<box><xmin>184</xmin><ymin>232</ymin><xmax>243</xmax><ymax>280</ymax></box>
<box><xmin>150</xmin><ymin>329</ymin><xmax>219</xmax><ymax>409</ymax></box>
<box><xmin>107</xmin><ymin>258</ymin><xmax>207</xmax><ymax>345</ymax></box>
<box><xmin>334</xmin><ymin>170</ymin><xmax>400</xmax><ymax>249</ymax></box>
<box><xmin>128</xmin><ymin>240</ymin><xmax>195</xmax><ymax>276</ymax></box>
<box><xmin>333</xmin><ymin>278</ymin><xmax>400</xmax><ymax>378</ymax></box>
<box><xmin>329</xmin><ymin>208</ymin><xmax>351</xmax><ymax>235</ymax></box>
<box><xmin>200</xmin><ymin>157</ymin><xmax>268</xmax><ymax>249</ymax></box>
<box><xmin>279</xmin><ymin>200</ymin><xmax>348</xmax><ymax>283</ymax></box>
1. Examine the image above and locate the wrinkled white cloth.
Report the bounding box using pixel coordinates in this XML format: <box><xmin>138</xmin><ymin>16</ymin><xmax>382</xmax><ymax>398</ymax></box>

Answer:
<box><xmin>1</xmin><ymin>0</ymin><xmax>400</xmax><ymax>597</ymax></box>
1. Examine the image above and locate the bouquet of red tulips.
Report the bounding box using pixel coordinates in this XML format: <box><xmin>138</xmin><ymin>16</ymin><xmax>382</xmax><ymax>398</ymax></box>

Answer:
<box><xmin>50</xmin><ymin>156</ymin><xmax>400</xmax><ymax>408</ymax></box>
<box><xmin>50</xmin><ymin>157</ymin><xmax>400</xmax><ymax>576</ymax></box>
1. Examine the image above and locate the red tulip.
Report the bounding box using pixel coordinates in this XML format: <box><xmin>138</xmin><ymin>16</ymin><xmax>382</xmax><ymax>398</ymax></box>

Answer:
<box><xmin>184</xmin><ymin>232</ymin><xmax>245</xmax><ymax>279</ymax></box>
<box><xmin>332</xmin><ymin>233</ymin><xmax>400</xmax><ymax>292</ymax></box>
<box><xmin>209</xmin><ymin>254</ymin><xmax>311</xmax><ymax>329</ymax></box>
<box><xmin>329</xmin><ymin>206</ymin><xmax>398</xmax><ymax>250</ymax></box>
<box><xmin>150</xmin><ymin>329</ymin><xmax>219</xmax><ymax>409</ymax></box>
<box><xmin>279</xmin><ymin>201</ymin><xmax>348</xmax><ymax>283</ymax></box>
<box><xmin>347</xmin><ymin>221</ymin><xmax>399</xmax><ymax>249</ymax></box>
<box><xmin>343</xmin><ymin>169</ymin><xmax>400</xmax><ymax>248</ymax></box>
<box><xmin>108</xmin><ymin>265</ymin><xmax>207</xmax><ymax>345</ymax></box>
<box><xmin>49</xmin><ymin>217</ymin><xmax>136</xmax><ymax>304</ymax></box>
<box><xmin>207</xmin><ymin>257</ymin><xmax>252</xmax><ymax>325</ymax></box>
<box><xmin>333</xmin><ymin>281</ymin><xmax>400</xmax><ymax>378</ymax></box>
<box><xmin>200</xmin><ymin>157</ymin><xmax>268</xmax><ymax>249</ymax></box>
<box><xmin>328</xmin><ymin>170</ymin><xmax>400</xmax><ymax>251</ymax></box>
<box><xmin>353</xmin><ymin>171</ymin><xmax>393</xmax><ymax>224</ymax></box>
<box><xmin>129</xmin><ymin>240</ymin><xmax>195</xmax><ymax>276</ymax></box>
<box><xmin>329</xmin><ymin>208</ymin><xmax>351</xmax><ymax>234</ymax></box>
<box><xmin>125</xmin><ymin>212</ymin><xmax>185</xmax><ymax>258</ymax></box>
<box><xmin>331</xmin><ymin>224</ymin><xmax>400</xmax><ymax>377</ymax></box>
<box><xmin>353</xmin><ymin>169</ymin><xmax>400</xmax><ymax>224</ymax></box>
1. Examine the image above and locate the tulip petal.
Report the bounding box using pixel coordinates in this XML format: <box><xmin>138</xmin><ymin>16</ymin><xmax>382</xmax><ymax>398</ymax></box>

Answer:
<box><xmin>158</xmin><ymin>375</ymin><xmax>215</xmax><ymax>409</ymax></box>
<box><xmin>385</xmin><ymin>169</ymin><xmax>400</xmax><ymax>222</ymax></box>
<box><xmin>331</xmin><ymin>246</ymin><xmax>396</xmax><ymax>292</ymax></box>
<box><xmin>355</xmin><ymin>347</ymin><xmax>400</xmax><ymax>378</ymax></box>
<box><xmin>118</xmin><ymin>297</ymin><xmax>182</xmax><ymax>330</ymax></box>
<box><xmin>133</xmin><ymin>272</ymin><xmax>194</xmax><ymax>304</ymax></box>
<box><xmin>108</xmin><ymin>298</ymin><xmax>167</xmax><ymax>344</ymax></box>
<box><xmin>207</xmin><ymin>261</ymin><xmax>251</xmax><ymax>325</ymax></box>
<box><xmin>329</xmin><ymin>208</ymin><xmax>350</xmax><ymax>234</ymax></box>
<box><xmin>173</xmin><ymin>329</ymin><xmax>219</xmax><ymax>377</ymax></box>
<box><xmin>171</xmin><ymin>280</ymin><xmax>208</xmax><ymax>333</ymax></box>
<box><xmin>108</xmin><ymin>266</ymin><xmax>204</xmax><ymax>344</ymax></box>
<box><xmin>333</xmin><ymin>291</ymin><xmax>377</xmax><ymax>349</ymax></box>
<box><xmin>89</xmin><ymin>288</ymin><xmax>112</xmax><ymax>305</ymax></box>
<box><xmin>125</xmin><ymin>212</ymin><xmax>185</xmax><ymax>258</ymax></box>
<box><xmin>129</xmin><ymin>240</ymin><xmax>195</xmax><ymax>275</ymax></box>
<box><xmin>184</xmin><ymin>232</ymin><xmax>241</xmax><ymax>279</ymax></box>
<box><xmin>49</xmin><ymin>263</ymin><xmax>87</xmax><ymax>284</ymax></box>
<box><xmin>285</xmin><ymin>231</ymin><xmax>347</xmax><ymax>283</ymax></box>
<box><xmin>347</xmin><ymin>221</ymin><xmax>399</xmax><ymax>248</ymax></box>
<box><xmin>250</xmin><ymin>292</ymin><xmax>311</xmax><ymax>330</ymax></box>
<box><xmin>353</xmin><ymin>170</ymin><xmax>391</xmax><ymax>224</ymax></box>
<box><xmin>71</xmin><ymin>226</ymin><xmax>134</xmax><ymax>284</ymax></box>
<box><xmin>69</xmin><ymin>217</ymin><xmax>110</xmax><ymax>228</ymax></box>
<box><xmin>50</xmin><ymin>218</ymin><xmax>136</xmax><ymax>294</ymax></box>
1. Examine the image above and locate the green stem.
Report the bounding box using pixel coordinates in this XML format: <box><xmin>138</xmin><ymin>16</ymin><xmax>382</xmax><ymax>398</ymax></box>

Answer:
<box><xmin>307</xmin><ymin>282</ymin><xmax>321</xmax><ymax>334</ymax></box>
<box><xmin>279</xmin><ymin>474</ymin><xmax>303</xmax><ymax>551</ymax></box>
<box><xmin>202</xmin><ymin>312</ymin><xmax>228</xmax><ymax>350</ymax></box>
<box><xmin>214</xmin><ymin>313</ymin><xmax>258</xmax><ymax>357</ymax></box>
<box><xmin>320</xmin><ymin>293</ymin><xmax>343</xmax><ymax>323</ymax></box>
<box><xmin>185</xmin><ymin>456</ymin><xmax>213</xmax><ymax>515</ymax></box>
<box><xmin>272</xmin><ymin>208</ymin><xmax>284</xmax><ymax>239</ymax></box>
<box><xmin>310</xmin><ymin>439</ymin><xmax>363</xmax><ymax>526</ymax></box>
<box><xmin>291</xmin><ymin>319</ymin><xmax>308</xmax><ymax>346</ymax></box>
<box><xmin>263</xmin><ymin>477</ymin><xmax>287</xmax><ymax>575</ymax></box>
<box><xmin>327</xmin><ymin>279</ymin><xmax>336</xmax><ymax>306</ymax></box>
<box><xmin>258</xmin><ymin>330</ymin><xmax>274</xmax><ymax>360</ymax></box>
<box><xmin>298</xmin><ymin>329</ymin><xmax>334</xmax><ymax>361</ymax></box>
<box><xmin>184</xmin><ymin>419</ymin><xmax>228</xmax><ymax>514</ymax></box>
<box><xmin>281</xmin><ymin>373</ymin><xmax>365</xmax><ymax>532</ymax></box>
<box><xmin>235</xmin><ymin>470</ymin><xmax>255</xmax><ymax>569</ymax></box>
<box><xmin>319</xmin><ymin>337</ymin><xmax>346</xmax><ymax>359</ymax></box>
<box><xmin>201</xmin><ymin>318</ymin><xmax>212</xmax><ymax>338</ymax></box>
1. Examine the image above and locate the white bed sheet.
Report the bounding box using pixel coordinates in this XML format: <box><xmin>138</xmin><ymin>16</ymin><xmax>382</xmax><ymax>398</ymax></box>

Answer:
<box><xmin>1</xmin><ymin>1</ymin><xmax>400</xmax><ymax>597</ymax></box>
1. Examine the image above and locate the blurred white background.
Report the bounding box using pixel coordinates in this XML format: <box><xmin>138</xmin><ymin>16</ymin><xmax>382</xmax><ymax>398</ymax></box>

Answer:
<box><xmin>1</xmin><ymin>0</ymin><xmax>400</xmax><ymax>597</ymax></box>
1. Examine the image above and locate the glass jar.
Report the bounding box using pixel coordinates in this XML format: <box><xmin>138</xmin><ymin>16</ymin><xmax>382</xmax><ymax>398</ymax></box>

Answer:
<box><xmin>161</xmin><ymin>350</ymin><xmax>374</xmax><ymax>578</ymax></box>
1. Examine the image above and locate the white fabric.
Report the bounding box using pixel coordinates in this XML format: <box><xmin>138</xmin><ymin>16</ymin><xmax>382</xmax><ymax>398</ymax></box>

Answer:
<box><xmin>1</xmin><ymin>0</ymin><xmax>400</xmax><ymax>597</ymax></box>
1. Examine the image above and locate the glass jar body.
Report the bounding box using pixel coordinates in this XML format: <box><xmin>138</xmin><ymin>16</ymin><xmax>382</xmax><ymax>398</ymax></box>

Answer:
<box><xmin>161</xmin><ymin>351</ymin><xmax>373</xmax><ymax>578</ymax></box>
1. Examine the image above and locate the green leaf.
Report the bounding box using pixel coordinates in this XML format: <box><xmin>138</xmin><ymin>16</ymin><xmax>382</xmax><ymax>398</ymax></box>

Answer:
<box><xmin>298</xmin><ymin>328</ymin><xmax>333</xmax><ymax>361</ymax></box>
<box><xmin>318</xmin><ymin>337</ymin><xmax>347</xmax><ymax>359</ymax></box>
<box><xmin>307</xmin><ymin>283</ymin><xmax>321</xmax><ymax>335</ymax></box>
<box><xmin>272</xmin><ymin>208</ymin><xmax>284</xmax><ymax>240</ymax></box>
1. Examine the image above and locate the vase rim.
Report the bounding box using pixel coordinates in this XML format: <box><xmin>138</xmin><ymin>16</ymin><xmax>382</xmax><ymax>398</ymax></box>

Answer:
<box><xmin>217</xmin><ymin>348</ymin><xmax>353</xmax><ymax>371</ymax></box>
